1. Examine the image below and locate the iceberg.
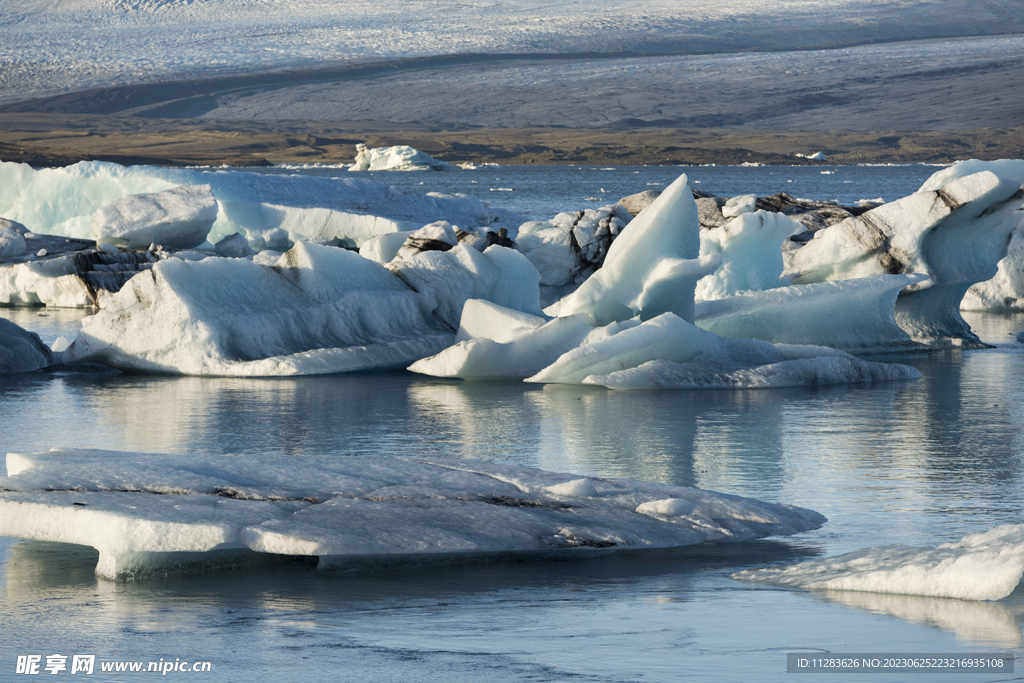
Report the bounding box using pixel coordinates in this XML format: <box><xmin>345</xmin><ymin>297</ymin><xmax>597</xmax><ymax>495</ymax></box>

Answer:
<box><xmin>388</xmin><ymin>242</ymin><xmax>544</xmax><ymax>330</ymax></box>
<box><xmin>62</xmin><ymin>241</ymin><xmax>451</xmax><ymax>375</ymax></box>
<box><xmin>0</xmin><ymin>448</ymin><xmax>827</xmax><ymax>580</ymax></box>
<box><xmin>515</xmin><ymin>204</ymin><xmax>632</xmax><ymax>287</ymax></box>
<box><xmin>0</xmin><ymin>160</ymin><xmax>523</xmax><ymax>253</ymax></box>
<box><xmin>553</xmin><ymin>174</ymin><xmax>717</xmax><ymax>326</ymax></box>
<box><xmin>694</xmin><ymin>275</ymin><xmax>926</xmax><ymax>351</ymax></box>
<box><xmin>61</xmin><ymin>239</ymin><xmax>540</xmax><ymax>375</ymax></box>
<box><xmin>0</xmin><ymin>232</ymin><xmax>161</xmax><ymax>308</ymax></box>
<box><xmin>0</xmin><ymin>317</ymin><xmax>56</xmax><ymax>373</ymax></box>
<box><xmin>695</xmin><ymin>210</ymin><xmax>804</xmax><ymax>301</ymax></box>
<box><xmin>0</xmin><ymin>218</ymin><xmax>27</xmax><ymax>262</ymax></box>
<box><xmin>721</xmin><ymin>193</ymin><xmax>758</xmax><ymax>218</ymax></box>
<box><xmin>91</xmin><ymin>184</ymin><xmax>218</xmax><ymax>250</ymax></box>
<box><xmin>931</xmin><ymin>160</ymin><xmax>1024</xmax><ymax>311</ymax></box>
<box><xmin>919</xmin><ymin>159</ymin><xmax>1024</xmax><ymax>192</ymax></box>
<box><xmin>413</xmin><ymin>172</ymin><xmax>922</xmax><ymax>388</ymax></box>
<box><xmin>349</xmin><ymin>144</ymin><xmax>451</xmax><ymax>172</ymax></box>
<box><xmin>782</xmin><ymin>170</ymin><xmax>1024</xmax><ymax>344</ymax></box>
<box><xmin>733</xmin><ymin>524</ymin><xmax>1024</xmax><ymax>601</ymax></box>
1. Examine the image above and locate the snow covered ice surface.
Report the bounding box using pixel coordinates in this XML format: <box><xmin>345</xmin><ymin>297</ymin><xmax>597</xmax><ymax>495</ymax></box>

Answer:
<box><xmin>0</xmin><ymin>448</ymin><xmax>826</xmax><ymax>580</ymax></box>
<box><xmin>733</xmin><ymin>524</ymin><xmax>1024</xmax><ymax>602</ymax></box>
<box><xmin>2</xmin><ymin>0</ymin><xmax>1024</xmax><ymax>104</ymax></box>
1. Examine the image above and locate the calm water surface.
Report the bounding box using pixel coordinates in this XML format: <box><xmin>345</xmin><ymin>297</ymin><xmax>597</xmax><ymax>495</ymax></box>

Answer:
<box><xmin>2</xmin><ymin>165</ymin><xmax>1023</xmax><ymax>682</ymax></box>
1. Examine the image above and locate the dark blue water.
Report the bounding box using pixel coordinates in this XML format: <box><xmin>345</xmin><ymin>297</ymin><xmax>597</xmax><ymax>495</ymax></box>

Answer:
<box><xmin>260</xmin><ymin>163</ymin><xmax>937</xmax><ymax>220</ymax></box>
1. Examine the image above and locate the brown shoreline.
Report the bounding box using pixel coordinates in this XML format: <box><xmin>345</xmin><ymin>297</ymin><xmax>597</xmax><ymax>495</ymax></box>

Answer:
<box><xmin>2</xmin><ymin>114</ymin><xmax>1023</xmax><ymax>168</ymax></box>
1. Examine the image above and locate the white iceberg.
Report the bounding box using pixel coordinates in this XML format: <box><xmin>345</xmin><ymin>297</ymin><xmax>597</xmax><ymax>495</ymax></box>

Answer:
<box><xmin>412</xmin><ymin>173</ymin><xmax>922</xmax><ymax>388</ymax></box>
<box><xmin>91</xmin><ymin>184</ymin><xmax>218</xmax><ymax>250</ymax></box>
<box><xmin>387</xmin><ymin>242</ymin><xmax>544</xmax><ymax>330</ymax></box>
<box><xmin>919</xmin><ymin>159</ymin><xmax>1024</xmax><ymax>192</ymax></box>
<box><xmin>695</xmin><ymin>210</ymin><xmax>804</xmax><ymax>301</ymax></box>
<box><xmin>929</xmin><ymin>160</ymin><xmax>1024</xmax><ymax>311</ymax></box>
<box><xmin>0</xmin><ymin>317</ymin><xmax>56</xmax><ymax>373</ymax></box>
<box><xmin>553</xmin><ymin>174</ymin><xmax>717</xmax><ymax>326</ymax></box>
<box><xmin>63</xmin><ymin>241</ymin><xmax>452</xmax><ymax>375</ymax></box>
<box><xmin>721</xmin><ymin>193</ymin><xmax>758</xmax><ymax>218</ymax></box>
<box><xmin>515</xmin><ymin>204</ymin><xmax>631</xmax><ymax>287</ymax></box>
<box><xmin>349</xmin><ymin>144</ymin><xmax>451</xmax><ymax>172</ymax></box>
<box><xmin>733</xmin><ymin>524</ymin><xmax>1024</xmax><ymax>601</ymax></box>
<box><xmin>0</xmin><ymin>448</ymin><xmax>827</xmax><ymax>580</ymax></box>
<box><xmin>0</xmin><ymin>160</ymin><xmax>523</xmax><ymax>254</ymax></box>
<box><xmin>695</xmin><ymin>275</ymin><xmax>926</xmax><ymax>351</ymax></box>
<box><xmin>62</xmin><ymin>239</ymin><xmax>541</xmax><ymax>375</ymax></box>
<box><xmin>782</xmin><ymin>170</ymin><xmax>1024</xmax><ymax>343</ymax></box>
<box><xmin>0</xmin><ymin>219</ymin><xmax>27</xmax><ymax>262</ymax></box>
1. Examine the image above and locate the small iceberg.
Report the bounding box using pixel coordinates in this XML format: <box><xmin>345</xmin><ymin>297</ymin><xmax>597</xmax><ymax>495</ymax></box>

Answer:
<box><xmin>349</xmin><ymin>143</ymin><xmax>451</xmax><ymax>172</ymax></box>
<box><xmin>0</xmin><ymin>448</ymin><xmax>827</xmax><ymax>580</ymax></box>
<box><xmin>0</xmin><ymin>317</ymin><xmax>57</xmax><ymax>373</ymax></box>
<box><xmin>732</xmin><ymin>524</ymin><xmax>1024</xmax><ymax>601</ymax></box>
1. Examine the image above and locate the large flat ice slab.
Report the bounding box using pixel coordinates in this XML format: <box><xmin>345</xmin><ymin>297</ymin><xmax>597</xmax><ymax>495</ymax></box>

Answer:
<box><xmin>733</xmin><ymin>524</ymin><xmax>1024</xmax><ymax>601</ymax></box>
<box><xmin>0</xmin><ymin>449</ymin><xmax>826</xmax><ymax>580</ymax></box>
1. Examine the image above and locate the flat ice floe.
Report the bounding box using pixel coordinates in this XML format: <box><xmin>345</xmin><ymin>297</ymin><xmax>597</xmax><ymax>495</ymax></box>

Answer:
<box><xmin>733</xmin><ymin>524</ymin><xmax>1024</xmax><ymax>601</ymax></box>
<box><xmin>0</xmin><ymin>449</ymin><xmax>827</xmax><ymax>580</ymax></box>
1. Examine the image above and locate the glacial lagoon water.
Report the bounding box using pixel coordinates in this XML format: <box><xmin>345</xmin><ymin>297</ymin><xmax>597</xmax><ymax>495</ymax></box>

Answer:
<box><xmin>3</xmin><ymin>164</ymin><xmax>1024</xmax><ymax>682</ymax></box>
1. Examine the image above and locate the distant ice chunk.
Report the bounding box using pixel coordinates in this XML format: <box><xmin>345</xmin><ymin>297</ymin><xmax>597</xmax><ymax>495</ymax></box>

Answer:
<box><xmin>733</xmin><ymin>524</ymin><xmax>1024</xmax><ymax>601</ymax></box>
<box><xmin>0</xmin><ymin>317</ymin><xmax>56</xmax><ymax>373</ymax></box>
<box><xmin>349</xmin><ymin>143</ymin><xmax>451</xmax><ymax>171</ymax></box>
<box><xmin>91</xmin><ymin>185</ymin><xmax>218</xmax><ymax>250</ymax></box>
<box><xmin>0</xmin><ymin>448</ymin><xmax>827</xmax><ymax>580</ymax></box>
